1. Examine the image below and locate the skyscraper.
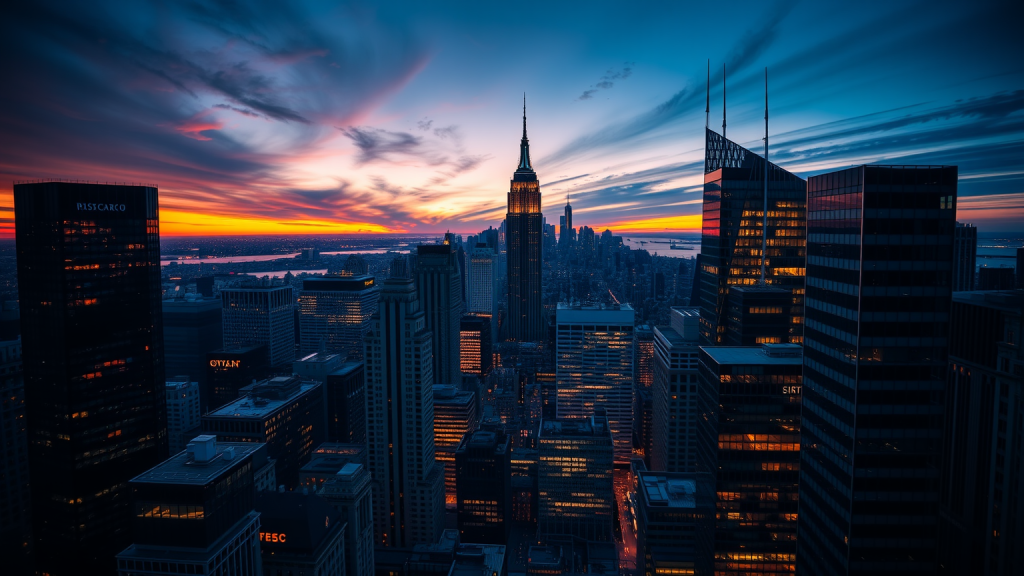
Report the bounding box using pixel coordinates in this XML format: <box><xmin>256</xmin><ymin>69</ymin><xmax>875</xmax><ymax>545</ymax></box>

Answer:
<box><xmin>364</xmin><ymin>276</ymin><xmax>445</xmax><ymax>547</ymax></box>
<box><xmin>455</xmin><ymin>430</ymin><xmax>512</xmax><ymax>545</ymax></box>
<box><xmin>205</xmin><ymin>344</ymin><xmax>270</xmax><ymax>411</ymax></box>
<box><xmin>222</xmin><ymin>284</ymin><xmax>295</xmax><ymax>368</ymax></box>
<box><xmin>467</xmin><ymin>243</ymin><xmax>495</xmax><ymax>315</ymax></box>
<box><xmin>254</xmin><ymin>491</ymin><xmax>346</xmax><ymax>575</ymax></box>
<box><xmin>116</xmin><ymin>436</ymin><xmax>268</xmax><ymax>576</ymax></box>
<box><xmin>165</xmin><ymin>376</ymin><xmax>202</xmax><ymax>454</ymax></box>
<box><xmin>952</xmin><ymin>221</ymin><xmax>977</xmax><ymax>291</ymax></box>
<box><xmin>632</xmin><ymin>461</ymin><xmax>714</xmax><ymax>576</ymax></box>
<box><xmin>324</xmin><ymin>361</ymin><xmax>366</xmax><ymax>444</ymax></box>
<box><xmin>14</xmin><ymin>181</ymin><xmax>168</xmax><ymax>576</ymax></box>
<box><xmin>506</xmin><ymin>100</ymin><xmax>544</xmax><ymax>342</ymax></box>
<box><xmin>556</xmin><ymin>302</ymin><xmax>634</xmax><ymax>463</ymax></box>
<box><xmin>0</xmin><ymin>337</ymin><xmax>30</xmax><ymax>574</ymax></box>
<box><xmin>939</xmin><ymin>290</ymin><xmax>1024</xmax><ymax>575</ymax></box>
<box><xmin>162</xmin><ymin>296</ymin><xmax>222</xmax><ymax>390</ymax></box>
<box><xmin>460</xmin><ymin>314</ymin><xmax>493</xmax><ymax>376</ymax></box>
<box><xmin>417</xmin><ymin>238</ymin><xmax>464</xmax><ymax>385</ymax></box>
<box><xmin>537</xmin><ymin>412</ymin><xmax>615</xmax><ymax>542</ymax></box>
<box><xmin>699</xmin><ymin>129</ymin><xmax>806</xmax><ymax>346</ymax></box>
<box><xmin>434</xmin><ymin>384</ymin><xmax>477</xmax><ymax>506</ymax></box>
<box><xmin>797</xmin><ymin>165</ymin><xmax>958</xmax><ymax>575</ymax></box>
<box><xmin>698</xmin><ymin>344</ymin><xmax>802</xmax><ymax>575</ymax></box>
<box><xmin>651</xmin><ymin>307</ymin><xmax>701</xmax><ymax>473</ymax></box>
<box><xmin>319</xmin><ymin>462</ymin><xmax>376</xmax><ymax>576</ymax></box>
<box><xmin>298</xmin><ymin>275</ymin><xmax>380</xmax><ymax>360</ymax></box>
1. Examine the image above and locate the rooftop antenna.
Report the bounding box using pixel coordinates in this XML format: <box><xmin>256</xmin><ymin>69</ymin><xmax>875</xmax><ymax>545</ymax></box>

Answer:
<box><xmin>522</xmin><ymin>92</ymin><xmax>527</xmax><ymax>138</ymax></box>
<box><xmin>761</xmin><ymin>67</ymin><xmax>768</xmax><ymax>285</ymax></box>
<box><xmin>722</xmin><ymin>64</ymin><xmax>727</xmax><ymax>139</ymax></box>
<box><xmin>705</xmin><ymin>59</ymin><xmax>710</xmax><ymax>130</ymax></box>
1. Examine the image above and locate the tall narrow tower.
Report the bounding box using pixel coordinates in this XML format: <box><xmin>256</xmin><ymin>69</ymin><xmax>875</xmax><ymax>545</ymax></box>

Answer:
<box><xmin>416</xmin><ymin>235</ymin><xmax>463</xmax><ymax>385</ymax></box>
<box><xmin>506</xmin><ymin>97</ymin><xmax>545</xmax><ymax>342</ymax></box>
<box><xmin>363</xmin><ymin>277</ymin><xmax>445</xmax><ymax>547</ymax></box>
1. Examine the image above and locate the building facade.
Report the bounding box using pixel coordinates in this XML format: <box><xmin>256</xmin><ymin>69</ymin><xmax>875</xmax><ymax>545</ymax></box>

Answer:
<box><xmin>467</xmin><ymin>244</ymin><xmax>495</xmax><ymax>315</ymax></box>
<box><xmin>0</xmin><ymin>337</ymin><xmax>30</xmax><ymax>574</ymax></box>
<box><xmin>699</xmin><ymin>130</ymin><xmax>806</xmax><ymax>346</ymax></box>
<box><xmin>537</xmin><ymin>413</ymin><xmax>615</xmax><ymax>542</ymax></box>
<box><xmin>15</xmin><ymin>181</ymin><xmax>168</xmax><ymax>576</ymax></box>
<box><xmin>460</xmin><ymin>314</ymin><xmax>493</xmax><ymax>377</ymax></box>
<box><xmin>204</xmin><ymin>344</ymin><xmax>269</xmax><ymax>412</ymax></box>
<box><xmin>116</xmin><ymin>437</ymin><xmax>268</xmax><ymax>576</ymax></box>
<box><xmin>506</xmin><ymin>105</ymin><xmax>545</xmax><ymax>342</ymax></box>
<box><xmin>455</xmin><ymin>430</ymin><xmax>512</xmax><ymax>545</ymax></box>
<box><xmin>953</xmin><ymin>221</ymin><xmax>977</xmax><ymax>291</ymax></box>
<box><xmin>222</xmin><ymin>285</ymin><xmax>295</xmax><ymax>368</ymax></box>
<box><xmin>797</xmin><ymin>165</ymin><xmax>958</xmax><ymax>575</ymax></box>
<box><xmin>417</xmin><ymin>239</ymin><xmax>464</xmax><ymax>385</ymax></box>
<box><xmin>698</xmin><ymin>344</ymin><xmax>802</xmax><ymax>575</ymax></box>
<box><xmin>325</xmin><ymin>361</ymin><xmax>366</xmax><ymax>444</ymax></box>
<box><xmin>320</xmin><ymin>462</ymin><xmax>375</xmax><ymax>576</ymax></box>
<box><xmin>651</xmin><ymin>307</ymin><xmax>701</xmax><ymax>473</ymax></box>
<box><xmin>633</xmin><ymin>461</ymin><xmax>714</xmax><ymax>576</ymax></box>
<box><xmin>165</xmin><ymin>376</ymin><xmax>202</xmax><ymax>454</ymax></box>
<box><xmin>939</xmin><ymin>290</ymin><xmax>1024</xmax><ymax>575</ymax></box>
<box><xmin>556</xmin><ymin>303</ymin><xmax>634</xmax><ymax>463</ymax></box>
<box><xmin>434</xmin><ymin>385</ymin><xmax>478</xmax><ymax>506</ymax></box>
<box><xmin>364</xmin><ymin>277</ymin><xmax>446</xmax><ymax>547</ymax></box>
<box><xmin>162</xmin><ymin>296</ymin><xmax>222</xmax><ymax>390</ymax></box>
<box><xmin>298</xmin><ymin>275</ymin><xmax>379</xmax><ymax>360</ymax></box>
<box><xmin>255</xmin><ymin>491</ymin><xmax>346</xmax><ymax>576</ymax></box>
<box><xmin>202</xmin><ymin>376</ymin><xmax>324</xmax><ymax>489</ymax></box>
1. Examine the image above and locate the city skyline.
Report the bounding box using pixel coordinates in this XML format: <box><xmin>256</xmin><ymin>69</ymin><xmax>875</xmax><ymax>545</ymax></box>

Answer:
<box><xmin>1</xmin><ymin>0</ymin><xmax>1022</xmax><ymax>237</ymax></box>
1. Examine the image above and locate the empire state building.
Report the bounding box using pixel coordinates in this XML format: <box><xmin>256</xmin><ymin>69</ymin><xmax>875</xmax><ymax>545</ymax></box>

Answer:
<box><xmin>506</xmin><ymin>99</ymin><xmax>544</xmax><ymax>342</ymax></box>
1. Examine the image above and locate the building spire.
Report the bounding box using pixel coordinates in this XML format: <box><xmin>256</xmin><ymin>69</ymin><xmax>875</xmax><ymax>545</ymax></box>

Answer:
<box><xmin>761</xmin><ymin>67</ymin><xmax>768</xmax><ymax>285</ymax></box>
<box><xmin>517</xmin><ymin>93</ymin><xmax>533</xmax><ymax>171</ymax></box>
<box><xmin>722</xmin><ymin>64</ymin><xmax>727</xmax><ymax>139</ymax></box>
<box><xmin>705</xmin><ymin>59</ymin><xmax>710</xmax><ymax>130</ymax></box>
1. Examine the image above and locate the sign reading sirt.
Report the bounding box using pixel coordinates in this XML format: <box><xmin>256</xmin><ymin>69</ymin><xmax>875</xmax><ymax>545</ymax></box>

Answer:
<box><xmin>77</xmin><ymin>202</ymin><xmax>127</xmax><ymax>212</ymax></box>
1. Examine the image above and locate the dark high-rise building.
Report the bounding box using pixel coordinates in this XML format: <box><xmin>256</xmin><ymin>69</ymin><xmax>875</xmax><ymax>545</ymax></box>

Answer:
<box><xmin>14</xmin><ymin>181</ymin><xmax>168</xmax><ymax>576</ymax></box>
<box><xmin>797</xmin><ymin>165</ymin><xmax>958</xmax><ymax>576</ymax></box>
<box><xmin>698</xmin><ymin>344</ymin><xmax>802</xmax><ymax>575</ymax></box>
<box><xmin>202</xmin><ymin>375</ymin><xmax>324</xmax><ymax>489</ymax></box>
<box><xmin>298</xmin><ymin>275</ymin><xmax>379</xmax><ymax>360</ymax></box>
<box><xmin>699</xmin><ymin>130</ymin><xmax>806</xmax><ymax>346</ymax></box>
<box><xmin>952</xmin><ymin>222</ymin><xmax>977</xmax><ymax>291</ymax></box>
<box><xmin>364</xmin><ymin>276</ymin><xmax>445</xmax><ymax>547</ymax></box>
<box><xmin>978</xmin><ymin>267</ymin><xmax>1015</xmax><ymax>291</ymax></box>
<box><xmin>116</xmin><ymin>436</ymin><xmax>269</xmax><ymax>576</ymax></box>
<box><xmin>939</xmin><ymin>290</ymin><xmax>1024</xmax><ymax>575</ymax></box>
<box><xmin>723</xmin><ymin>285</ymin><xmax>792</xmax><ymax>345</ymax></box>
<box><xmin>1017</xmin><ymin>248</ymin><xmax>1024</xmax><ymax>289</ymax></box>
<box><xmin>0</xmin><ymin>338</ymin><xmax>30</xmax><ymax>574</ymax></box>
<box><xmin>460</xmin><ymin>314</ymin><xmax>493</xmax><ymax>377</ymax></box>
<box><xmin>162</xmin><ymin>296</ymin><xmax>222</xmax><ymax>390</ymax></box>
<box><xmin>204</xmin><ymin>344</ymin><xmax>270</xmax><ymax>411</ymax></box>
<box><xmin>325</xmin><ymin>361</ymin><xmax>366</xmax><ymax>444</ymax></box>
<box><xmin>506</xmin><ymin>102</ymin><xmax>545</xmax><ymax>342</ymax></box>
<box><xmin>319</xmin><ymin>462</ymin><xmax>375</xmax><ymax>576</ymax></box>
<box><xmin>221</xmin><ymin>284</ymin><xmax>295</xmax><ymax>368</ymax></box>
<box><xmin>434</xmin><ymin>385</ymin><xmax>477</xmax><ymax>507</ymax></box>
<box><xmin>632</xmin><ymin>461</ymin><xmax>714</xmax><ymax>576</ymax></box>
<box><xmin>537</xmin><ymin>412</ymin><xmax>614</xmax><ymax>542</ymax></box>
<box><xmin>417</xmin><ymin>238</ymin><xmax>464</xmax><ymax>384</ymax></box>
<box><xmin>652</xmin><ymin>307</ymin><xmax>700</xmax><ymax>473</ymax></box>
<box><xmin>455</xmin><ymin>430</ymin><xmax>511</xmax><ymax>544</ymax></box>
<box><xmin>254</xmin><ymin>491</ymin><xmax>346</xmax><ymax>576</ymax></box>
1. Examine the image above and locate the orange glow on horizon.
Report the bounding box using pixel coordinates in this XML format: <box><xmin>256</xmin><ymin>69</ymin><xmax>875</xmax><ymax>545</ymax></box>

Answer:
<box><xmin>593</xmin><ymin>213</ymin><xmax>703</xmax><ymax>234</ymax></box>
<box><xmin>157</xmin><ymin>208</ymin><xmax>401</xmax><ymax>236</ymax></box>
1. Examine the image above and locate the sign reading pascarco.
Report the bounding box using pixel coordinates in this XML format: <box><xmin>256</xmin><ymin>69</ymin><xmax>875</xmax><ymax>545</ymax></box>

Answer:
<box><xmin>77</xmin><ymin>202</ymin><xmax>126</xmax><ymax>212</ymax></box>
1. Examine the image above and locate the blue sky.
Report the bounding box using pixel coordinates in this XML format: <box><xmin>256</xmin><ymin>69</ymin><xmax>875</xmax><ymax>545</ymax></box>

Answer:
<box><xmin>0</xmin><ymin>0</ymin><xmax>1021</xmax><ymax>235</ymax></box>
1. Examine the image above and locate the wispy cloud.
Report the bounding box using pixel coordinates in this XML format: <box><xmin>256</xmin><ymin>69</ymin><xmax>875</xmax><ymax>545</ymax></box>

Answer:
<box><xmin>577</xmin><ymin>63</ymin><xmax>635</xmax><ymax>100</ymax></box>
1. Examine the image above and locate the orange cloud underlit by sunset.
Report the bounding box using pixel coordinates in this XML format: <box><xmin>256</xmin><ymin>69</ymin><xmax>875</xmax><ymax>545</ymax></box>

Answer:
<box><xmin>594</xmin><ymin>214</ymin><xmax>702</xmax><ymax>234</ymax></box>
<box><xmin>158</xmin><ymin>209</ymin><xmax>399</xmax><ymax>236</ymax></box>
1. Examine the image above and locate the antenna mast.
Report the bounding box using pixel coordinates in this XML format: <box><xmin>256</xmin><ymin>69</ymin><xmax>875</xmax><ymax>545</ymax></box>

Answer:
<box><xmin>761</xmin><ymin>67</ymin><xmax>768</xmax><ymax>285</ymax></box>
<box><xmin>705</xmin><ymin>59</ymin><xmax>710</xmax><ymax>130</ymax></box>
<box><xmin>722</xmin><ymin>64</ymin><xmax>727</xmax><ymax>139</ymax></box>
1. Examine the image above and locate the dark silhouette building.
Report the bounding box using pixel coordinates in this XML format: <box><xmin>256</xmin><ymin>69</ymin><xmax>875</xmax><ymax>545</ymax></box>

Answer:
<box><xmin>952</xmin><ymin>222</ymin><xmax>977</xmax><ymax>291</ymax></box>
<box><xmin>297</xmin><ymin>275</ymin><xmax>379</xmax><ymax>360</ymax></box>
<box><xmin>978</xmin><ymin>267</ymin><xmax>1015</xmax><ymax>291</ymax></box>
<box><xmin>325</xmin><ymin>361</ymin><xmax>366</xmax><ymax>444</ymax></box>
<box><xmin>797</xmin><ymin>165</ymin><xmax>958</xmax><ymax>576</ymax></box>
<box><xmin>0</xmin><ymin>338</ymin><xmax>30</xmax><ymax>574</ymax></box>
<box><xmin>254</xmin><ymin>491</ymin><xmax>346</xmax><ymax>575</ymax></box>
<box><xmin>506</xmin><ymin>101</ymin><xmax>545</xmax><ymax>342</ymax></box>
<box><xmin>632</xmin><ymin>461</ymin><xmax>714</xmax><ymax>576</ymax></box>
<box><xmin>204</xmin><ymin>344</ymin><xmax>270</xmax><ymax>412</ymax></box>
<box><xmin>722</xmin><ymin>285</ymin><xmax>791</xmax><ymax>345</ymax></box>
<box><xmin>14</xmin><ymin>181</ymin><xmax>168</xmax><ymax>576</ymax></box>
<box><xmin>939</xmin><ymin>290</ymin><xmax>1024</xmax><ymax>575</ymax></box>
<box><xmin>698</xmin><ymin>129</ymin><xmax>806</xmax><ymax>346</ymax></box>
<box><xmin>459</xmin><ymin>314</ymin><xmax>493</xmax><ymax>376</ymax></box>
<box><xmin>416</xmin><ymin>238</ymin><xmax>463</xmax><ymax>385</ymax></box>
<box><xmin>163</xmin><ymin>296</ymin><xmax>222</xmax><ymax>391</ymax></box>
<box><xmin>698</xmin><ymin>344</ymin><xmax>802</xmax><ymax>575</ymax></box>
<box><xmin>455</xmin><ymin>430</ymin><xmax>511</xmax><ymax>544</ymax></box>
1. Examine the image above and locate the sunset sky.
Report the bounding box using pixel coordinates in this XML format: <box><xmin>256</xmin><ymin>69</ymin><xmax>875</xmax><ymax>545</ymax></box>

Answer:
<box><xmin>1</xmin><ymin>0</ymin><xmax>1021</xmax><ymax>237</ymax></box>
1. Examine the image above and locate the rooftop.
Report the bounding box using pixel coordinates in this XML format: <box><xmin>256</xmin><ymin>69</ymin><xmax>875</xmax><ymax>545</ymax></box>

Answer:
<box><xmin>451</xmin><ymin>544</ymin><xmax>506</xmax><ymax>576</ymax></box>
<box><xmin>639</xmin><ymin>472</ymin><xmax>697</xmax><ymax>509</ymax></box>
<box><xmin>300</xmin><ymin>275</ymin><xmax>376</xmax><ymax>292</ymax></box>
<box><xmin>205</xmin><ymin>379</ymin><xmax>319</xmax><ymax>419</ymax></box>
<box><xmin>541</xmin><ymin>415</ymin><xmax>609</xmax><ymax>439</ymax></box>
<box><xmin>527</xmin><ymin>545</ymin><xmax>562</xmax><ymax>567</ymax></box>
<box><xmin>953</xmin><ymin>289</ymin><xmax>1024</xmax><ymax>312</ymax></box>
<box><xmin>700</xmin><ymin>344</ymin><xmax>803</xmax><ymax>366</ymax></box>
<box><xmin>132</xmin><ymin>439</ymin><xmax>263</xmax><ymax>485</ymax></box>
<box><xmin>556</xmin><ymin>302</ymin><xmax>634</xmax><ymax>324</ymax></box>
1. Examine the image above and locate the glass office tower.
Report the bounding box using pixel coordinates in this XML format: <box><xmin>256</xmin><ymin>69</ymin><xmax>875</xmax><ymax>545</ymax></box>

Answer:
<box><xmin>797</xmin><ymin>165</ymin><xmax>958</xmax><ymax>575</ymax></box>
<box><xmin>14</xmin><ymin>181</ymin><xmax>168</xmax><ymax>576</ymax></box>
<box><xmin>699</xmin><ymin>129</ymin><xmax>806</xmax><ymax>346</ymax></box>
